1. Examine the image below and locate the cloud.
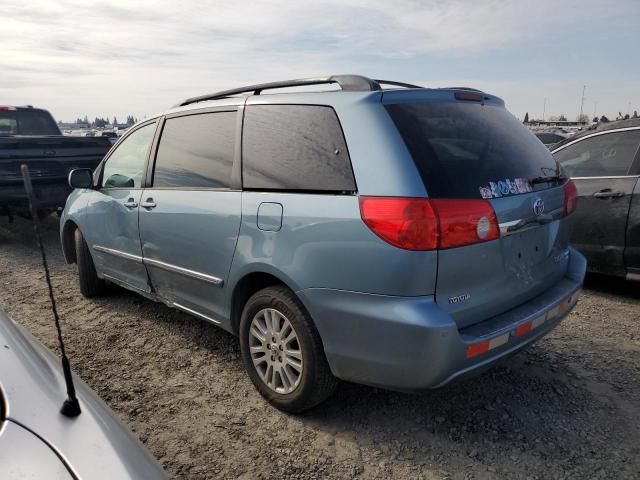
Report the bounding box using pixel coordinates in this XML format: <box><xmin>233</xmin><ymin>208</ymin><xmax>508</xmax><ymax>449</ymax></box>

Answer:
<box><xmin>1</xmin><ymin>0</ymin><xmax>638</xmax><ymax>119</ymax></box>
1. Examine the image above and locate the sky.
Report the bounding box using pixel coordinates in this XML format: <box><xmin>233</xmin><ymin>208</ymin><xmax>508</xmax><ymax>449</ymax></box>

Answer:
<box><xmin>1</xmin><ymin>0</ymin><xmax>638</xmax><ymax>122</ymax></box>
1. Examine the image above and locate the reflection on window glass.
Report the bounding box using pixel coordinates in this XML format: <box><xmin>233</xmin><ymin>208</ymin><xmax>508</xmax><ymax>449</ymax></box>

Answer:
<box><xmin>153</xmin><ymin>112</ymin><xmax>236</xmax><ymax>188</ymax></box>
<box><xmin>385</xmin><ymin>102</ymin><xmax>561</xmax><ymax>198</ymax></box>
<box><xmin>242</xmin><ymin>105</ymin><xmax>355</xmax><ymax>192</ymax></box>
<box><xmin>554</xmin><ymin>130</ymin><xmax>640</xmax><ymax>177</ymax></box>
<box><xmin>0</xmin><ymin>110</ymin><xmax>59</xmax><ymax>135</ymax></box>
<box><xmin>0</xmin><ymin>118</ymin><xmax>18</xmax><ymax>135</ymax></box>
<box><xmin>102</xmin><ymin>123</ymin><xmax>156</xmax><ymax>188</ymax></box>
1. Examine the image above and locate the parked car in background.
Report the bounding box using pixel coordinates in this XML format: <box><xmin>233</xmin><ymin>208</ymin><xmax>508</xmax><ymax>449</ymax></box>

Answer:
<box><xmin>100</xmin><ymin>131</ymin><xmax>119</xmax><ymax>144</ymax></box>
<box><xmin>0</xmin><ymin>106</ymin><xmax>111</xmax><ymax>218</ymax></box>
<box><xmin>552</xmin><ymin>118</ymin><xmax>640</xmax><ymax>280</ymax></box>
<box><xmin>535</xmin><ymin>130</ymin><xmax>572</xmax><ymax>149</ymax></box>
<box><xmin>60</xmin><ymin>75</ymin><xmax>586</xmax><ymax>412</ymax></box>
<box><xmin>0</xmin><ymin>309</ymin><xmax>167</xmax><ymax>478</ymax></box>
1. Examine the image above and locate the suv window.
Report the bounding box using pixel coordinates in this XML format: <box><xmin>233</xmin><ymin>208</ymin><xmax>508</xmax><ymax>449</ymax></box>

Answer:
<box><xmin>0</xmin><ymin>109</ymin><xmax>60</xmax><ymax>136</ymax></box>
<box><xmin>102</xmin><ymin>123</ymin><xmax>156</xmax><ymax>188</ymax></box>
<box><xmin>385</xmin><ymin>102</ymin><xmax>562</xmax><ymax>198</ymax></box>
<box><xmin>242</xmin><ymin>105</ymin><xmax>355</xmax><ymax>192</ymax></box>
<box><xmin>153</xmin><ymin>112</ymin><xmax>236</xmax><ymax>188</ymax></box>
<box><xmin>553</xmin><ymin>130</ymin><xmax>640</xmax><ymax>177</ymax></box>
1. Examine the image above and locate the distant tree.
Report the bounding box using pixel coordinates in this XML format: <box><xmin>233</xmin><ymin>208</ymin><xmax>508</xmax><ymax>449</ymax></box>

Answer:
<box><xmin>93</xmin><ymin>117</ymin><xmax>108</xmax><ymax>128</ymax></box>
<box><xmin>557</xmin><ymin>114</ymin><xmax>567</xmax><ymax>121</ymax></box>
<box><xmin>624</xmin><ymin>113</ymin><xmax>630</xmax><ymax>120</ymax></box>
<box><xmin>82</xmin><ymin>115</ymin><xmax>89</xmax><ymax>124</ymax></box>
<box><xmin>600</xmin><ymin>115</ymin><xmax>609</xmax><ymax>123</ymax></box>
<box><xmin>523</xmin><ymin>112</ymin><xmax>529</xmax><ymax>123</ymax></box>
<box><xmin>633</xmin><ymin>110</ymin><xmax>639</xmax><ymax>119</ymax></box>
<box><xmin>593</xmin><ymin>117</ymin><xmax>599</xmax><ymax>123</ymax></box>
<box><xmin>113</xmin><ymin>116</ymin><xmax>118</xmax><ymax>126</ymax></box>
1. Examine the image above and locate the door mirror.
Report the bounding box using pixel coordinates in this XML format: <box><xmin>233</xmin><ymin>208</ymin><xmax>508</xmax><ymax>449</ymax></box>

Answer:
<box><xmin>68</xmin><ymin>169</ymin><xmax>94</xmax><ymax>189</ymax></box>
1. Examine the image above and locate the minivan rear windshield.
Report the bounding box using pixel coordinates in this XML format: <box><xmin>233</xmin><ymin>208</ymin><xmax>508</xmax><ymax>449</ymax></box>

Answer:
<box><xmin>385</xmin><ymin>102</ymin><xmax>564</xmax><ymax>199</ymax></box>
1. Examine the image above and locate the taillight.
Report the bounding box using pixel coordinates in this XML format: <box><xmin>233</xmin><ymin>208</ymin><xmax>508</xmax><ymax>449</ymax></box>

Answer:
<box><xmin>431</xmin><ymin>199</ymin><xmax>499</xmax><ymax>249</ymax></box>
<box><xmin>0</xmin><ymin>106</ymin><xmax>17</xmax><ymax>111</ymax></box>
<box><xmin>359</xmin><ymin>197</ymin><xmax>499</xmax><ymax>251</ymax></box>
<box><xmin>359</xmin><ymin>197</ymin><xmax>438</xmax><ymax>250</ymax></box>
<box><xmin>563</xmin><ymin>180</ymin><xmax>577</xmax><ymax>216</ymax></box>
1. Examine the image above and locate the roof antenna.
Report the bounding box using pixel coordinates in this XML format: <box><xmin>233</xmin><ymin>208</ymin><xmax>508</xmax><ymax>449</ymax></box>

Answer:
<box><xmin>21</xmin><ymin>165</ymin><xmax>81</xmax><ymax>418</ymax></box>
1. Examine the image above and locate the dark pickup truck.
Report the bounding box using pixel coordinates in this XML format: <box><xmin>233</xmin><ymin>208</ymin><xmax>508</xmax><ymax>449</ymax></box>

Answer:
<box><xmin>0</xmin><ymin>106</ymin><xmax>111</xmax><ymax>217</ymax></box>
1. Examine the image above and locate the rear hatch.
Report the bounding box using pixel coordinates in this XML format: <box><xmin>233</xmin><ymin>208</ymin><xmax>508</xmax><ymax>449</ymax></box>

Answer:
<box><xmin>384</xmin><ymin>90</ymin><xmax>573</xmax><ymax>329</ymax></box>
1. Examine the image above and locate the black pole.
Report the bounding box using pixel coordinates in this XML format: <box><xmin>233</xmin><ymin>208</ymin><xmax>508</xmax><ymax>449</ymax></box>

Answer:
<box><xmin>21</xmin><ymin>165</ymin><xmax>81</xmax><ymax>417</ymax></box>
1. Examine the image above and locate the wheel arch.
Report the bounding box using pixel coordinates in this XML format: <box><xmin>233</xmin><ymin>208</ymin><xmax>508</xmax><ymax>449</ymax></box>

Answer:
<box><xmin>230</xmin><ymin>270</ymin><xmax>302</xmax><ymax>336</ymax></box>
<box><xmin>61</xmin><ymin>219</ymin><xmax>79</xmax><ymax>264</ymax></box>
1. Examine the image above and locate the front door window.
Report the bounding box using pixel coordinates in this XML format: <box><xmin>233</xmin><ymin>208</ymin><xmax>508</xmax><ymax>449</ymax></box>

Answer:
<box><xmin>102</xmin><ymin>123</ymin><xmax>156</xmax><ymax>188</ymax></box>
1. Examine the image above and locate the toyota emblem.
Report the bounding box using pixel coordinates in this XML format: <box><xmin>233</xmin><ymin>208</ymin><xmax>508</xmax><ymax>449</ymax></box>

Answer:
<box><xmin>533</xmin><ymin>198</ymin><xmax>545</xmax><ymax>216</ymax></box>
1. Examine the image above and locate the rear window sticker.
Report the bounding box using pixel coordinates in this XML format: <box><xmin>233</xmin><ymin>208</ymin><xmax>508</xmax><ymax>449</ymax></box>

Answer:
<box><xmin>479</xmin><ymin>186</ymin><xmax>493</xmax><ymax>199</ymax></box>
<box><xmin>479</xmin><ymin>178</ymin><xmax>533</xmax><ymax>199</ymax></box>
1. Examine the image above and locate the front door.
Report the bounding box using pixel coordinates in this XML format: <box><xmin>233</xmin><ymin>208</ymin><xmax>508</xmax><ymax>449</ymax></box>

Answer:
<box><xmin>139</xmin><ymin>110</ymin><xmax>241</xmax><ymax>322</ymax></box>
<box><xmin>554</xmin><ymin>129</ymin><xmax>640</xmax><ymax>276</ymax></box>
<box><xmin>84</xmin><ymin>121</ymin><xmax>157</xmax><ymax>292</ymax></box>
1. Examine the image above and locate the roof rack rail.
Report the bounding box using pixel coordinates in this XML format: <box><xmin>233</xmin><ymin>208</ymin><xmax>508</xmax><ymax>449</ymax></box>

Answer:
<box><xmin>176</xmin><ymin>75</ymin><xmax>422</xmax><ymax>107</ymax></box>
<box><xmin>375</xmin><ymin>79</ymin><xmax>422</xmax><ymax>89</ymax></box>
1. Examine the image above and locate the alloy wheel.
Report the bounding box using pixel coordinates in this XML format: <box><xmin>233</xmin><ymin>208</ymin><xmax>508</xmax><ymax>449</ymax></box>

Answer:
<box><xmin>248</xmin><ymin>308</ymin><xmax>303</xmax><ymax>394</ymax></box>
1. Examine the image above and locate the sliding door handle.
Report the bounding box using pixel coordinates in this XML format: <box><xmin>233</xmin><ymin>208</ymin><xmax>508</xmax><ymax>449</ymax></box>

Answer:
<box><xmin>123</xmin><ymin>199</ymin><xmax>138</xmax><ymax>208</ymax></box>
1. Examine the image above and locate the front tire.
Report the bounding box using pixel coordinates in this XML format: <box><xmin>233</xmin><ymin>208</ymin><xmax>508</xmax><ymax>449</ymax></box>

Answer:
<box><xmin>74</xmin><ymin>228</ymin><xmax>106</xmax><ymax>297</ymax></box>
<box><xmin>239</xmin><ymin>286</ymin><xmax>338</xmax><ymax>413</ymax></box>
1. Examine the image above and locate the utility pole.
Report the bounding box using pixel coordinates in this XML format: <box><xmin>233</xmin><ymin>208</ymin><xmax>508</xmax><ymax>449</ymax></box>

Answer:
<box><xmin>579</xmin><ymin>85</ymin><xmax>586</xmax><ymax>120</ymax></box>
<box><xmin>593</xmin><ymin>101</ymin><xmax>597</xmax><ymax>120</ymax></box>
<box><xmin>542</xmin><ymin>97</ymin><xmax>547</xmax><ymax>121</ymax></box>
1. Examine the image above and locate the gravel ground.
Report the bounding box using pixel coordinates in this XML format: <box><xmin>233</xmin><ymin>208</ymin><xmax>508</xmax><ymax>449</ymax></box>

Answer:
<box><xmin>1</xmin><ymin>215</ymin><xmax>639</xmax><ymax>480</ymax></box>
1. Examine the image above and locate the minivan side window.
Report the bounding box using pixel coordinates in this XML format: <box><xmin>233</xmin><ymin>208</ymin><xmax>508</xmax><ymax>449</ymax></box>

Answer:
<box><xmin>153</xmin><ymin>111</ymin><xmax>236</xmax><ymax>188</ymax></box>
<box><xmin>242</xmin><ymin>105</ymin><xmax>355</xmax><ymax>192</ymax></box>
<box><xmin>101</xmin><ymin>123</ymin><xmax>156</xmax><ymax>188</ymax></box>
<box><xmin>554</xmin><ymin>130</ymin><xmax>640</xmax><ymax>177</ymax></box>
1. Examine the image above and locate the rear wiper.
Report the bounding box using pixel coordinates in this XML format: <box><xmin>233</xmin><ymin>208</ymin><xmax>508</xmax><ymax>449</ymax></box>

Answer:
<box><xmin>529</xmin><ymin>174</ymin><xmax>566</xmax><ymax>186</ymax></box>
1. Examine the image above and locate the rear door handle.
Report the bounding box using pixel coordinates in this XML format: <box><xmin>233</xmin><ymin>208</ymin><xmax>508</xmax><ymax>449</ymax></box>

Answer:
<box><xmin>593</xmin><ymin>189</ymin><xmax>625</xmax><ymax>199</ymax></box>
<box><xmin>123</xmin><ymin>198</ymin><xmax>138</xmax><ymax>208</ymax></box>
<box><xmin>140</xmin><ymin>198</ymin><xmax>157</xmax><ymax>209</ymax></box>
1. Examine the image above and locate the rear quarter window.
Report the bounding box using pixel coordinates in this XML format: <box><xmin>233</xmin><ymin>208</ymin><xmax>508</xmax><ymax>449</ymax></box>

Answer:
<box><xmin>385</xmin><ymin>102</ymin><xmax>562</xmax><ymax>199</ymax></box>
<box><xmin>242</xmin><ymin>105</ymin><xmax>355</xmax><ymax>192</ymax></box>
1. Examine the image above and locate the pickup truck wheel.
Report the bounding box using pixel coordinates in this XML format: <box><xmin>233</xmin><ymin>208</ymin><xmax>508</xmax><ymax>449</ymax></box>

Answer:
<box><xmin>74</xmin><ymin>229</ymin><xmax>106</xmax><ymax>297</ymax></box>
<box><xmin>239</xmin><ymin>286</ymin><xmax>338</xmax><ymax>413</ymax></box>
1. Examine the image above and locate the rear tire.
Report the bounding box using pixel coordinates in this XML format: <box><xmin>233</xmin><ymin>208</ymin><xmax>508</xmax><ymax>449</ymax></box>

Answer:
<box><xmin>74</xmin><ymin>228</ymin><xmax>106</xmax><ymax>297</ymax></box>
<box><xmin>239</xmin><ymin>286</ymin><xmax>338</xmax><ymax>413</ymax></box>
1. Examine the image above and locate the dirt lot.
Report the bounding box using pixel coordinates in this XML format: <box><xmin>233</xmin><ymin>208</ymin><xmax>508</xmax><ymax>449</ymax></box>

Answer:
<box><xmin>1</xmin><ymin>216</ymin><xmax>639</xmax><ymax>480</ymax></box>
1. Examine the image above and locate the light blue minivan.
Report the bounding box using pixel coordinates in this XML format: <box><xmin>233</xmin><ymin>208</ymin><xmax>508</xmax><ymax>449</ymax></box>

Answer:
<box><xmin>61</xmin><ymin>75</ymin><xmax>586</xmax><ymax>412</ymax></box>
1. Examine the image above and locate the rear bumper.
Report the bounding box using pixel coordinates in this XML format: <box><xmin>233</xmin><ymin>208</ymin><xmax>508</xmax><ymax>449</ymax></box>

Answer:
<box><xmin>297</xmin><ymin>247</ymin><xmax>587</xmax><ymax>391</ymax></box>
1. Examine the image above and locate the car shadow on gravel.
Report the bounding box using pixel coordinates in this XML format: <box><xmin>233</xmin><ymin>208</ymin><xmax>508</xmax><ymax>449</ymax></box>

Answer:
<box><xmin>584</xmin><ymin>272</ymin><xmax>640</xmax><ymax>300</ymax></box>
<box><xmin>299</xmin><ymin>344</ymin><xmax>627</xmax><ymax>469</ymax></box>
<box><xmin>99</xmin><ymin>285</ymin><xmax>623</xmax><ymax>459</ymax></box>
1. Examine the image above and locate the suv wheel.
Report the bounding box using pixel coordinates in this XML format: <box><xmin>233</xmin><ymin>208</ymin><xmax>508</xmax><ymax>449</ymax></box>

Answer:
<box><xmin>239</xmin><ymin>286</ymin><xmax>338</xmax><ymax>413</ymax></box>
<box><xmin>74</xmin><ymin>228</ymin><xmax>106</xmax><ymax>297</ymax></box>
